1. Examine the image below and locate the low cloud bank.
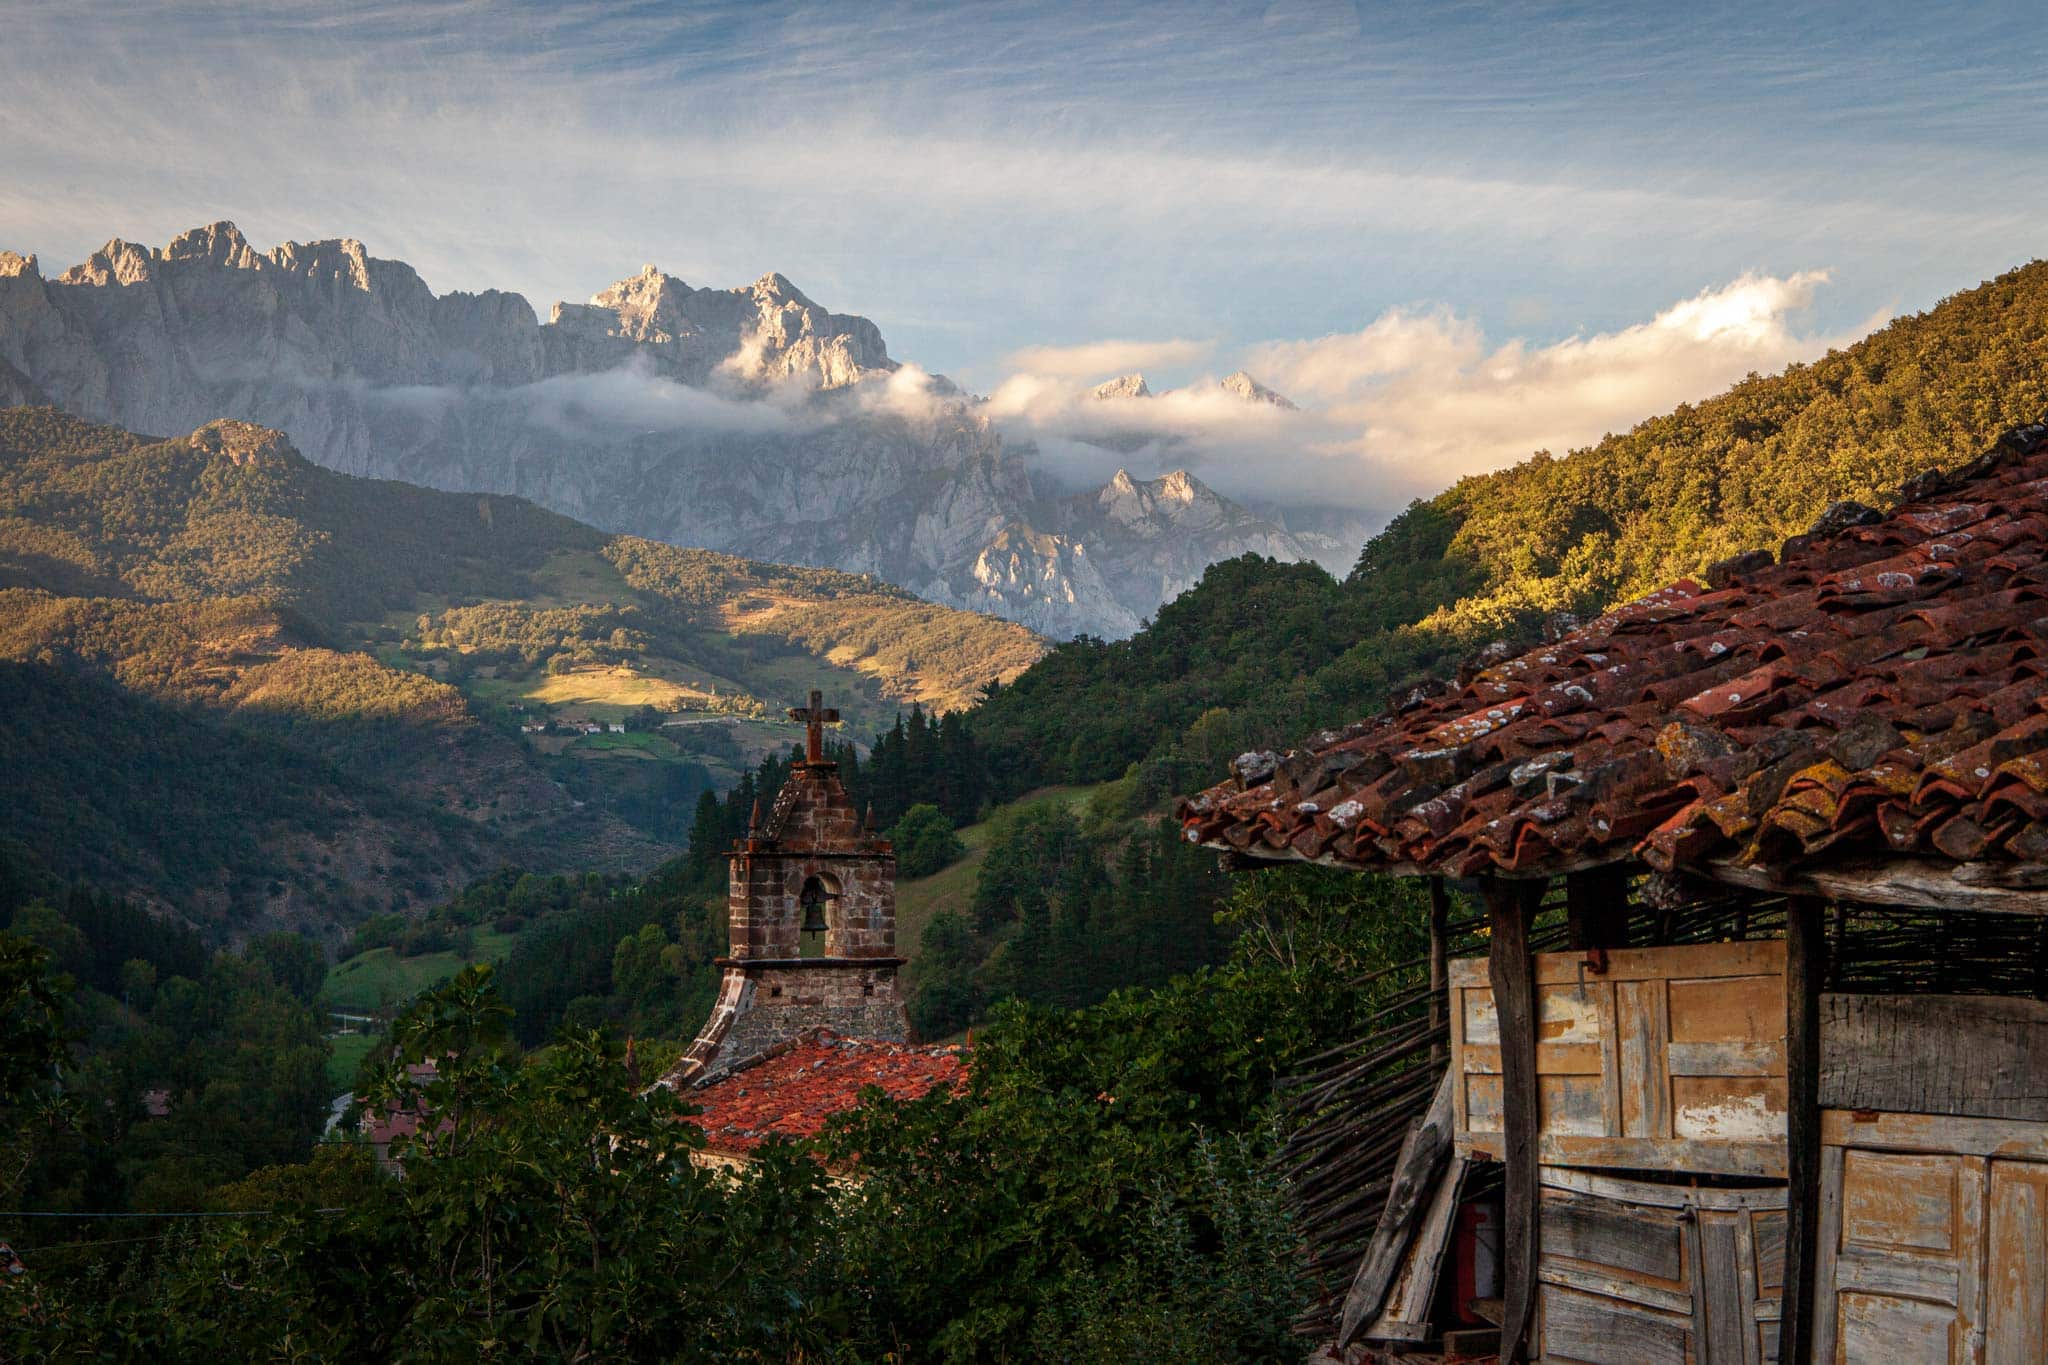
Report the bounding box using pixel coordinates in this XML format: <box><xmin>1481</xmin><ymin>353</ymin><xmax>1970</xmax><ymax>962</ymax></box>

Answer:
<box><xmin>985</xmin><ymin>270</ymin><xmax>1878</xmax><ymax>510</ymax></box>
<box><xmin>244</xmin><ymin>269</ymin><xmax>1879</xmax><ymax>520</ymax></box>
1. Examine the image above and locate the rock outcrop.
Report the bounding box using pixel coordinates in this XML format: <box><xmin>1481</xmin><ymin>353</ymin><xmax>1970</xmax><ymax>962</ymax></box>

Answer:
<box><xmin>1218</xmin><ymin>369</ymin><xmax>1298</xmax><ymax>409</ymax></box>
<box><xmin>0</xmin><ymin>222</ymin><xmax>1328</xmax><ymax>637</ymax></box>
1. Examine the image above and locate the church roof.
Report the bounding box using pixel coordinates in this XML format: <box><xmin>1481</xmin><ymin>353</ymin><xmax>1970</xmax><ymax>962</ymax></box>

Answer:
<box><xmin>1179</xmin><ymin>421</ymin><xmax>2048</xmax><ymax>887</ymax></box>
<box><xmin>685</xmin><ymin>1029</ymin><xmax>966</xmax><ymax>1155</ymax></box>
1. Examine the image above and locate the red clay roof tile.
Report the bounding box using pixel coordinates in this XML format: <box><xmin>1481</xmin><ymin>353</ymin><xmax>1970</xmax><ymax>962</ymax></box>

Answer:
<box><xmin>1180</xmin><ymin>422</ymin><xmax>2048</xmax><ymax>881</ymax></box>
<box><xmin>685</xmin><ymin>1030</ymin><xmax>966</xmax><ymax>1155</ymax></box>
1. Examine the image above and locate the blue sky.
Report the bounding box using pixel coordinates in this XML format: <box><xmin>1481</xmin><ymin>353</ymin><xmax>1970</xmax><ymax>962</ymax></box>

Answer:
<box><xmin>2</xmin><ymin>1</ymin><xmax>2042</xmax><ymax>504</ymax></box>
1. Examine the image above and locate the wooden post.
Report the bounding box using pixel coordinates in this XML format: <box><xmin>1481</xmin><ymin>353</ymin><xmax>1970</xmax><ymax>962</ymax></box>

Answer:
<box><xmin>1565</xmin><ymin>865</ymin><xmax>1631</xmax><ymax>951</ymax></box>
<box><xmin>1484</xmin><ymin>877</ymin><xmax>1542</xmax><ymax>1365</ymax></box>
<box><xmin>1781</xmin><ymin>896</ymin><xmax>1826</xmax><ymax>1365</ymax></box>
<box><xmin>1429</xmin><ymin>877</ymin><xmax>1450</xmax><ymax>1067</ymax></box>
<box><xmin>1337</xmin><ymin>1067</ymin><xmax>1457</xmax><ymax>1346</ymax></box>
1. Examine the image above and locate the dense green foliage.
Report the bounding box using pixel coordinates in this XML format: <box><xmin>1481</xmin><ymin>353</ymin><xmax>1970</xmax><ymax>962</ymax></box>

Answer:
<box><xmin>911</xmin><ymin>804</ymin><xmax>1235</xmax><ymax>1038</ymax></box>
<box><xmin>0</xmin><ymin>877</ymin><xmax>332</xmax><ymax>1218</ymax></box>
<box><xmin>7</xmin><ymin>860</ymin><xmax>1427</xmax><ymax>1360</ymax></box>
<box><xmin>887</xmin><ymin>804</ymin><xmax>966</xmax><ymax>879</ymax></box>
<box><xmin>968</xmin><ymin>555</ymin><xmax>1369</xmax><ymax>799</ymax></box>
<box><xmin>491</xmin><ymin>862</ymin><xmax>724</xmax><ymax>1046</ymax></box>
<box><xmin>0</xmin><ymin>660</ymin><xmax>461</xmax><ymax>913</ymax></box>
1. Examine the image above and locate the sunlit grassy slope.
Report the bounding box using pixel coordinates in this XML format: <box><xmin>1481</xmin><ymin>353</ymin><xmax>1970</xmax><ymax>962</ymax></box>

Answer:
<box><xmin>320</xmin><ymin>928</ymin><xmax>521</xmax><ymax>1014</ymax></box>
<box><xmin>894</xmin><ymin>785</ymin><xmax>1105</xmax><ymax>984</ymax></box>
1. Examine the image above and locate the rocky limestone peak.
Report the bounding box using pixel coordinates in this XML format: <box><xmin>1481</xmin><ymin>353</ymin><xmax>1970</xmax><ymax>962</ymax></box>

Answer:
<box><xmin>59</xmin><ymin>237</ymin><xmax>157</xmax><ymax>287</ymax></box>
<box><xmin>1090</xmin><ymin>373</ymin><xmax>1152</xmax><ymax>401</ymax></box>
<box><xmin>187</xmin><ymin>418</ymin><xmax>305</xmax><ymax>470</ymax></box>
<box><xmin>164</xmin><ymin>221</ymin><xmax>264</xmax><ymax>272</ymax></box>
<box><xmin>1087</xmin><ymin>466</ymin><xmax>1239</xmax><ymax>539</ymax></box>
<box><xmin>1095</xmin><ymin>467</ymin><xmax>1155</xmax><ymax>523</ymax></box>
<box><xmin>588</xmin><ymin>265</ymin><xmax>697</xmax><ymax>344</ymax></box>
<box><xmin>750</xmin><ymin>271</ymin><xmax>813</xmax><ymax>307</ymax></box>
<box><xmin>1098</xmin><ymin>467</ymin><xmax>1213</xmax><ymax>515</ymax></box>
<box><xmin>268</xmin><ymin>235</ymin><xmax>392</xmax><ymax>293</ymax></box>
<box><xmin>1219</xmin><ymin>370</ymin><xmax>1297</xmax><ymax>409</ymax></box>
<box><xmin>0</xmin><ymin>251</ymin><xmax>41</xmax><ymax>280</ymax></box>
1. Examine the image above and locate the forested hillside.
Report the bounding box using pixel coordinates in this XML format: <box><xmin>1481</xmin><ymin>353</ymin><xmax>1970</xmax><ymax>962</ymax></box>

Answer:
<box><xmin>970</xmin><ymin>259</ymin><xmax>2048</xmax><ymax>799</ymax></box>
<box><xmin>0</xmin><ymin>409</ymin><xmax>1042</xmax><ymax>939</ymax></box>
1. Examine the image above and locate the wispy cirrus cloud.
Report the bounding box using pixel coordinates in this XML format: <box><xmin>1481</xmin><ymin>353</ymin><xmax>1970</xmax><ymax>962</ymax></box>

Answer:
<box><xmin>0</xmin><ymin>0</ymin><xmax>2041</xmax><ymax>395</ymax></box>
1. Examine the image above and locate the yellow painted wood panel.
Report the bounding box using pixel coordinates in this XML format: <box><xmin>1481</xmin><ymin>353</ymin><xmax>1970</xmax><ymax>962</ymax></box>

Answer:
<box><xmin>1452</xmin><ymin>941</ymin><xmax>1787</xmax><ymax>1173</ymax></box>
<box><xmin>1986</xmin><ymin>1160</ymin><xmax>2048</xmax><ymax>1365</ymax></box>
<box><xmin>1669</xmin><ymin>971</ymin><xmax>1781</xmax><ymax>1044</ymax></box>
<box><xmin>1840</xmin><ymin>1150</ymin><xmax>1963</xmax><ymax>1255</ymax></box>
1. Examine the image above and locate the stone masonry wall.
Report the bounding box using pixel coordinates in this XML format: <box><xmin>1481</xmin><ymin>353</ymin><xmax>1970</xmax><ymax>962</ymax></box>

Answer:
<box><xmin>728</xmin><ymin>854</ymin><xmax>896</xmax><ymax>959</ymax></box>
<box><xmin>698</xmin><ymin>966</ymin><xmax>908</xmax><ymax>1081</ymax></box>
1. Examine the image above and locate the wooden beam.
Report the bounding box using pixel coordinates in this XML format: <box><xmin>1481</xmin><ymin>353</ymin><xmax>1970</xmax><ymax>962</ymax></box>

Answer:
<box><xmin>1338</xmin><ymin>1067</ymin><xmax>1457</xmax><ymax>1346</ymax></box>
<box><xmin>1484</xmin><ymin>876</ymin><xmax>1543</xmax><ymax>1365</ymax></box>
<box><xmin>1710</xmin><ymin>856</ymin><xmax>2048</xmax><ymax>916</ymax></box>
<box><xmin>1565</xmin><ymin>865</ymin><xmax>1632</xmax><ymax>951</ymax></box>
<box><xmin>1429</xmin><ymin>877</ymin><xmax>1450</xmax><ymax>1068</ymax></box>
<box><xmin>1819</xmin><ymin>992</ymin><xmax>2048</xmax><ymax>1122</ymax></box>
<box><xmin>1781</xmin><ymin>896</ymin><xmax>1825</xmax><ymax>1365</ymax></box>
<box><xmin>1335</xmin><ymin>1064</ymin><xmax>1466</xmax><ymax>1342</ymax></box>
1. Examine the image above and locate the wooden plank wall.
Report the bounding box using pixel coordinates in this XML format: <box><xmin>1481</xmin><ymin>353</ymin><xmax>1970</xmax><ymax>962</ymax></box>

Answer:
<box><xmin>1533</xmin><ymin>1168</ymin><xmax>1785</xmax><ymax>1365</ymax></box>
<box><xmin>1451</xmin><ymin>939</ymin><xmax>1788</xmax><ymax>1177</ymax></box>
<box><xmin>1808</xmin><ymin>1110</ymin><xmax>2048</xmax><ymax>1365</ymax></box>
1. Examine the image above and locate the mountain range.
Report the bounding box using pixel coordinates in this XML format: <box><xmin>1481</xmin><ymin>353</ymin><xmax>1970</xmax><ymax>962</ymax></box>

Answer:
<box><xmin>0</xmin><ymin>222</ymin><xmax>1340</xmax><ymax>638</ymax></box>
<box><xmin>0</xmin><ymin>406</ymin><xmax>1042</xmax><ymax>943</ymax></box>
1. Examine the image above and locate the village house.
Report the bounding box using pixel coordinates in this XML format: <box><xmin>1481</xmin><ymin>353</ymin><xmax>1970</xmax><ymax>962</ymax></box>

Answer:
<box><xmin>1182</xmin><ymin>421</ymin><xmax>2048</xmax><ymax>1363</ymax></box>
<box><xmin>356</xmin><ymin>1060</ymin><xmax>446</xmax><ymax>1174</ymax></box>
<box><xmin>657</xmin><ymin>691</ymin><xmax>963</xmax><ymax>1158</ymax></box>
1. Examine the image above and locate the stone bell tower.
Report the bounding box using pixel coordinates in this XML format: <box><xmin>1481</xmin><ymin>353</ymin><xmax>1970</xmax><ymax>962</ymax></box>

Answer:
<box><xmin>663</xmin><ymin>691</ymin><xmax>908</xmax><ymax>1086</ymax></box>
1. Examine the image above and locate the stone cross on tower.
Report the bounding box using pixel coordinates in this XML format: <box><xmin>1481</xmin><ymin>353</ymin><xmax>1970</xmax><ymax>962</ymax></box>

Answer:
<box><xmin>788</xmin><ymin>689</ymin><xmax>840</xmax><ymax>764</ymax></box>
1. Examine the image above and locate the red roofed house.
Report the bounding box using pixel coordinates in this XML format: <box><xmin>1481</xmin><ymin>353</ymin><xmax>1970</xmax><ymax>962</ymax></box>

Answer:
<box><xmin>358</xmin><ymin>1060</ymin><xmax>447</xmax><ymax>1173</ymax></box>
<box><xmin>1183</xmin><ymin>421</ymin><xmax>2048</xmax><ymax>1363</ymax></box>
<box><xmin>657</xmin><ymin>692</ymin><xmax>961</xmax><ymax>1158</ymax></box>
<box><xmin>686</xmin><ymin>1028</ymin><xmax>967</xmax><ymax>1172</ymax></box>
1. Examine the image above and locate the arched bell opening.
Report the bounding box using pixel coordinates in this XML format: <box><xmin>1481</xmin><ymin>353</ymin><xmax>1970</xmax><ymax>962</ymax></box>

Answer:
<box><xmin>797</xmin><ymin>872</ymin><xmax>841</xmax><ymax>958</ymax></box>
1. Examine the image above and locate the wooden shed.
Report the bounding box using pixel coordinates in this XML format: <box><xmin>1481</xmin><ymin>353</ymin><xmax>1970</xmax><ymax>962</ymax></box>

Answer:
<box><xmin>1181</xmin><ymin>421</ymin><xmax>2048</xmax><ymax>1363</ymax></box>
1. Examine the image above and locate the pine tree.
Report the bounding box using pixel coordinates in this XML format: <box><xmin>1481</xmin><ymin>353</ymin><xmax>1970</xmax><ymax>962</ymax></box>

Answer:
<box><xmin>685</xmin><ymin>791</ymin><xmax>724</xmax><ymax>881</ymax></box>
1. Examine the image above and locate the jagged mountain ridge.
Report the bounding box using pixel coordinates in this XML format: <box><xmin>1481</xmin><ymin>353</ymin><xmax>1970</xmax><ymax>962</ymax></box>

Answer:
<box><xmin>0</xmin><ymin>222</ymin><xmax>1324</xmax><ymax>637</ymax></box>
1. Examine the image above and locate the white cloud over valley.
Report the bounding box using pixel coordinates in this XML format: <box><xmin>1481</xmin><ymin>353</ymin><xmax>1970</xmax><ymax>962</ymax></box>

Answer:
<box><xmin>985</xmin><ymin>271</ymin><xmax>1880</xmax><ymax>511</ymax></box>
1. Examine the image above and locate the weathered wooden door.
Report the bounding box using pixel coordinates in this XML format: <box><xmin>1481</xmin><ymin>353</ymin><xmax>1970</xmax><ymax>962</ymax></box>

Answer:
<box><xmin>1453</xmin><ymin>941</ymin><xmax>1787</xmax><ymax>1178</ymax></box>
<box><xmin>1534</xmin><ymin>1168</ymin><xmax>1784</xmax><ymax>1364</ymax></box>
<box><xmin>1813</xmin><ymin>1111</ymin><xmax>2048</xmax><ymax>1364</ymax></box>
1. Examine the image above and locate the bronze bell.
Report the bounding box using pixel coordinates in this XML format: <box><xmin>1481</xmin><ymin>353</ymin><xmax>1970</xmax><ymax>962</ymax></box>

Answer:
<box><xmin>799</xmin><ymin>879</ymin><xmax>829</xmax><ymax>953</ymax></box>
